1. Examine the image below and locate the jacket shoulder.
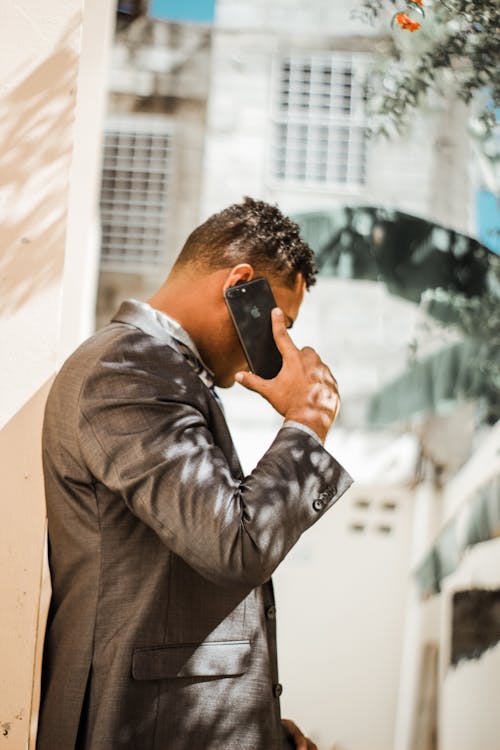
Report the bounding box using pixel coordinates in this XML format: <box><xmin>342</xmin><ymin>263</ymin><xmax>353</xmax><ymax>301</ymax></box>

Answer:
<box><xmin>49</xmin><ymin>322</ymin><xmax>209</xmax><ymax>415</ymax></box>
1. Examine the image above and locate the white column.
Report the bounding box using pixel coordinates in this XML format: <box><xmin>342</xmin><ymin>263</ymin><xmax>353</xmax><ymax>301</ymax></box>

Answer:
<box><xmin>0</xmin><ymin>3</ymin><xmax>114</xmax><ymax>748</ymax></box>
<box><xmin>393</xmin><ymin>458</ymin><xmax>441</xmax><ymax>750</ymax></box>
<box><xmin>60</xmin><ymin>0</ymin><xmax>116</xmax><ymax>361</ymax></box>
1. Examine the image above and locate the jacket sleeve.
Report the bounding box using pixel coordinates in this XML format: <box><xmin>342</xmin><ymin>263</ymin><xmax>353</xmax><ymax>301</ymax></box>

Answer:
<box><xmin>78</xmin><ymin>349</ymin><xmax>353</xmax><ymax>589</ymax></box>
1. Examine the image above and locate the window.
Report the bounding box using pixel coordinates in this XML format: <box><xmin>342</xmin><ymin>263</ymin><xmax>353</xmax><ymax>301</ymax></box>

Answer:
<box><xmin>271</xmin><ymin>54</ymin><xmax>369</xmax><ymax>188</ymax></box>
<box><xmin>381</xmin><ymin>500</ymin><xmax>397</xmax><ymax>512</ymax></box>
<box><xmin>355</xmin><ymin>499</ymin><xmax>371</xmax><ymax>510</ymax></box>
<box><xmin>348</xmin><ymin>494</ymin><xmax>399</xmax><ymax>536</ymax></box>
<box><xmin>99</xmin><ymin>118</ymin><xmax>172</xmax><ymax>271</ymax></box>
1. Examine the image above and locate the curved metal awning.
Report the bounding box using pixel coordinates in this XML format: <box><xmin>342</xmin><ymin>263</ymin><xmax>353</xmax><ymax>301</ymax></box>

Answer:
<box><xmin>294</xmin><ymin>207</ymin><xmax>499</xmax><ymax>424</ymax></box>
<box><xmin>294</xmin><ymin>206</ymin><xmax>494</xmax><ymax>304</ymax></box>
<box><xmin>367</xmin><ymin>338</ymin><xmax>498</xmax><ymax>426</ymax></box>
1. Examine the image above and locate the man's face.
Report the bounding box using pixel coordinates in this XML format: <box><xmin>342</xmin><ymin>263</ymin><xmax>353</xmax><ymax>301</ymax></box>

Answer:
<box><xmin>209</xmin><ymin>273</ymin><xmax>306</xmax><ymax>388</ymax></box>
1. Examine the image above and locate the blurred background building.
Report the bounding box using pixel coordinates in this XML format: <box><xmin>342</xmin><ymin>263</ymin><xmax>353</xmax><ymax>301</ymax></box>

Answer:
<box><xmin>0</xmin><ymin>1</ymin><xmax>498</xmax><ymax>749</ymax></box>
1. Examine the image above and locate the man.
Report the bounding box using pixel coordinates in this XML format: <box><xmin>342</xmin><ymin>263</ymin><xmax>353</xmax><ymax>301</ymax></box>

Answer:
<box><xmin>37</xmin><ymin>197</ymin><xmax>353</xmax><ymax>750</ymax></box>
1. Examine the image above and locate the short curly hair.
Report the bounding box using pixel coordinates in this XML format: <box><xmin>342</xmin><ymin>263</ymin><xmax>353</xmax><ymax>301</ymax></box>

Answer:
<box><xmin>173</xmin><ymin>197</ymin><xmax>317</xmax><ymax>289</ymax></box>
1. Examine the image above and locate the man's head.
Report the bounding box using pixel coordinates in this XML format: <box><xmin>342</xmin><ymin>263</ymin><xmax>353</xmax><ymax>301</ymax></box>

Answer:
<box><xmin>172</xmin><ymin>197</ymin><xmax>317</xmax><ymax>291</ymax></box>
<box><xmin>149</xmin><ymin>197</ymin><xmax>317</xmax><ymax>387</ymax></box>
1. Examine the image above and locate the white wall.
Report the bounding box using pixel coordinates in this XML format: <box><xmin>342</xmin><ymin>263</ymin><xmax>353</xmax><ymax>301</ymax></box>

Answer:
<box><xmin>0</xmin><ymin>2</ymin><xmax>114</xmax><ymax>747</ymax></box>
<box><xmin>274</xmin><ymin>483</ymin><xmax>414</xmax><ymax>750</ymax></box>
<box><xmin>60</xmin><ymin>0</ymin><xmax>116</xmax><ymax>361</ymax></box>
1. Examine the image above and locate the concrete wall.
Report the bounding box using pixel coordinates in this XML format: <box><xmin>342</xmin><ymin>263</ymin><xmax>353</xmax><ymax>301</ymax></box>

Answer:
<box><xmin>0</xmin><ymin>2</ymin><xmax>114</xmax><ymax>746</ymax></box>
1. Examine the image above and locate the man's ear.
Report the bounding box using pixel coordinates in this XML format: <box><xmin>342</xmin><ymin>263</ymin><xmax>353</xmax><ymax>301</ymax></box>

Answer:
<box><xmin>222</xmin><ymin>263</ymin><xmax>255</xmax><ymax>293</ymax></box>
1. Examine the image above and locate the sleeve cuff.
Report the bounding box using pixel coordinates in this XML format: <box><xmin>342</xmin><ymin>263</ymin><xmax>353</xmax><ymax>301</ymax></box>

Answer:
<box><xmin>282</xmin><ymin>419</ymin><xmax>323</xmax><ymax>445</ymax></box>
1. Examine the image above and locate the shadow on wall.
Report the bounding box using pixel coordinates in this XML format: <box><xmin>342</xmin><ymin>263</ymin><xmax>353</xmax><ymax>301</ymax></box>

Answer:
<box><xmin>0</xmin><ymin>14</ymin><xmax>82</xmax><ymax>316</ymax></box>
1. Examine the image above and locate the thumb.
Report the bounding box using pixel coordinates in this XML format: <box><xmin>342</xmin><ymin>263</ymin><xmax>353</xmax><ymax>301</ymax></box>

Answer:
<box><xmin>234</xmin><ymin>370</ymin><xmax>269</xmax><ymax>394</ymax></box>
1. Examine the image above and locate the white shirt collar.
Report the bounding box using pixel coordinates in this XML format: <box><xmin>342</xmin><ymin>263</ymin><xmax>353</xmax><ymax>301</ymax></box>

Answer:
<box><xmin>129</xmin><ymin>299</ymin><xmax>215</xmax><ymax>386</ymax></box>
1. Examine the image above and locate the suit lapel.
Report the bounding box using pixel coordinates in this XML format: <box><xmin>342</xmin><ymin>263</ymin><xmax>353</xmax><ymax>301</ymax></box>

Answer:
<box><xmin>112</xmin><ymin>300</ymin><xmax>245</xmax><ymax>480</ymax></box>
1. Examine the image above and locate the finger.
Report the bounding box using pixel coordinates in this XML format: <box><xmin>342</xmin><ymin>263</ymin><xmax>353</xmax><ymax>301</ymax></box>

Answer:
<box><xmin>282</xmin><ymin>720</ymin><xmax>308</xmax><ymax>750</ymax></box>
<box><xmin>234</xmin><ymin>369</ymin><xmax>269</xmax><ymax>394</ymax></box>
<box><xmin>325</xmin><ymin>371</ymin><xmax>339</xmax><ymax>392</ymax></box>
<box><xmin>271</xmin><ymin>308</ymin><xmax>298</xmax><ymax>357</ymax></box>
<box><xmin>320</xmin><ymin>365</ymin><xmax>338</xmax><ymax>394</ymax></box>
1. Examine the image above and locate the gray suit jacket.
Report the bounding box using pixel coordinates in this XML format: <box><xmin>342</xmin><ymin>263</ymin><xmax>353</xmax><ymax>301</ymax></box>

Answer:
<box><xmin>36</xmin><ymin>300</ymin><xmax>353</xmax><ymax>750</ymax></box>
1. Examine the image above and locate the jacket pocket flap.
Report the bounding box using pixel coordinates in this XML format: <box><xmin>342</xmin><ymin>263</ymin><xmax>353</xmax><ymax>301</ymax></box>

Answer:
<box><xmin>132</xmin><ymin>639</ymin><xmax>251</xmax><ymax>680</ymax></box>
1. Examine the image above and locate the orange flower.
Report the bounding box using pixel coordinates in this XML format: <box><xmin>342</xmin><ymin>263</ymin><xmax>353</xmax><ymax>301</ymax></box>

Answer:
<box><xmin>412</xmin><ymin>0</ymin><xmax>424</xmax><ymax>5</ymax></box>
<box><xmin>395</xmin><ymin>12</ymin><xmax>421</xmax><ymax>31</ymax></box>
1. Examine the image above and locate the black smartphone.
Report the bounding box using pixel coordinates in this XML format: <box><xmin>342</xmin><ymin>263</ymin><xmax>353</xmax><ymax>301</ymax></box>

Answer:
<box><xmin>224</xmin><ymin>277</ymin><xmax>283</xmax><ymax>379</ymax></box>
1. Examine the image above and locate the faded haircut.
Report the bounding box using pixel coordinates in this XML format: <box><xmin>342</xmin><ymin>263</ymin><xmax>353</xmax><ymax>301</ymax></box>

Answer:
<box><xmin>173</xmin><ymin>197</ymin><xmax>317</xmax><ymax>289</ymax></box>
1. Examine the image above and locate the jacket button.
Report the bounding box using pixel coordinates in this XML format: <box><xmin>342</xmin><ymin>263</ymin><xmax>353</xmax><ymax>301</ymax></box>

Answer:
<box><xmin>312</xmin><ymin>498</ymin><xmax>324</xmax><ymax>512</ymax></box>
<box><xmin>273</xmin><ymin>683</ymin><xmax>283</xmax><ymax>698</ymax></box>
<box><xmin>266</xmin><ymin>605</ymin><xmax>276</xmax><ymax>620</ymax></box>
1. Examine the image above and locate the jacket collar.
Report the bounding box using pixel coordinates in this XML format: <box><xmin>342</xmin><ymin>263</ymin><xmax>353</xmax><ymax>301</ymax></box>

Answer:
<box><xmin>111</xmin><ymin>299</ymin><xmax>215</xmax><ymax>388</ymax></box>
<box><xmin>111</xmin><ymin>299</ymin><xmax>175</xmax><ymax>345</ymax></box>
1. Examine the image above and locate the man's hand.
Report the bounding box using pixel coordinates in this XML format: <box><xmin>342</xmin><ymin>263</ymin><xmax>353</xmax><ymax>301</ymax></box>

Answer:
<box><xmin>282</xmin><ymin>719</ymin><xmax>319</xmax><ymax>750</ymax></box>
<box><xmin>235</xmin><ymin>307</ymin><xmax>340</xmax><ymax>443</ymax></box>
